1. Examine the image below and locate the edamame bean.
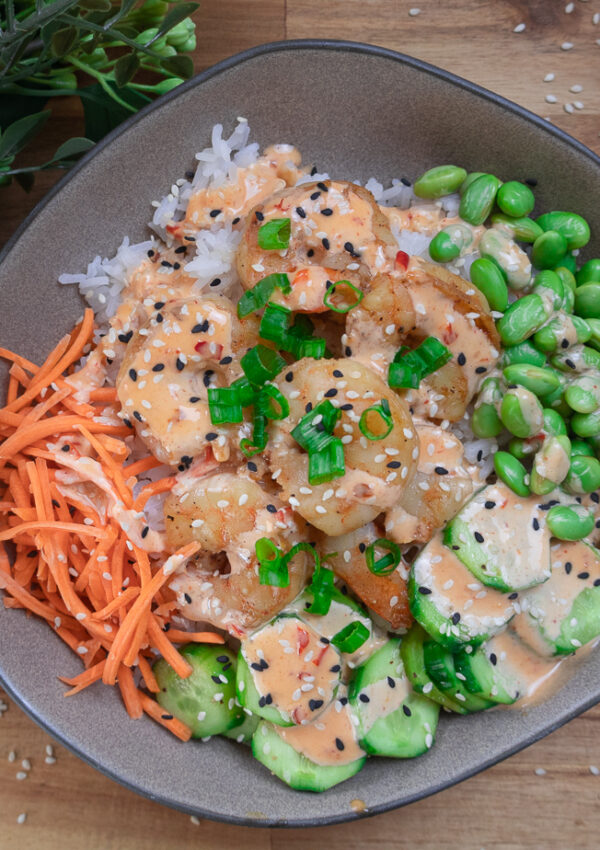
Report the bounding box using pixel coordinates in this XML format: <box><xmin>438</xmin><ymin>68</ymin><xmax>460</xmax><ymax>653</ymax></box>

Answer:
<box><xmin>571</xmin><ymin>409</ymin><xmax>600</xmax><ymax>438</ymax></box>
<box><xmin>469</xmin><ymin>257</ymin><xmax>508</xmax><ymax>311</ymax></box>
<box><xmin>496</xmin><ymin>181</ymin><xmax>535</xmax><ymax>218</ymax></box>
<box><xmin>551</xmin><ymin>344</ymin><xmax>600</xmax><ymax>374</ymax></box>
<box><xmin>459</xmin><ymin>174</ymin><xmax>501</xmax><ymax>226</ymax></box>
<box><xmin>543</xmin><ymin>407</ymin><xmax>568</xmax><ymax>436</ymax></box>
<box><xmin>490</xmin><ymin>213</ymin><xmax>543</xmax><ymax>243</ymax></box>
<box><xmin>414</xmin><ymin>165</ymin><xmax>468</xmax><ymax>199</ymax></box>
<box><xmin>500</xmin><ymin>386</ymin><xmax>544</xmax><ymax>437</ymax></box>
<box><xmin>500</xmin><ymin>340</ymin><xmax>547</xmax><ymax>367</ymax></box>
<box><xmin>497</xmin><ymin>293</ymin><xmax>550</xmax><ymax>346</ymax></box>
<box><xmin>576</xmin><ymin>258</ymin><xmax>600</xmax><ymax>286</ymax></box>
<box><xmin>574</xmin><ymin>282</ymin><xmax>600</xmax><ymax>320</ymax></box>
<box><xmin>479</xmin><ymin>229</ymin><xmax>532</xmax><ymax>290</ymax></box>
<box><xmin>459</xmin><ymin>171</ymin><xmax>487</xmax><ymax>195</ymax></box>
<box><xmin>531</xmin><ymin>435</ymin><xmax>571</xmax><ymax>495</ymax></box>
<box><xmin>565</xmin><ymin>374</ymin><xmax>600</xmax><ymax>414</ymax></box>
<box><xmin>571</xmin><ymin>440</ymin><xmax>594</xmax><ymax>457</ymax></box>
<box><xmin>585</xmin><ymin>319</ymin><xmax>600</xmax><ymax>352</ymax></box>
<box><xmin>554</xmin><ymin>266</ymin><xmax>577</xmax><ymax>294</ymax></box>
<box><xmin>471</xmin><ymin>403</ymin><xmax>503</xmax><ymax>438</ymax></box>
<box><xmin>532</xmin><ymin>230</ymin><xmax>568</xmax><ymax>270</ymax></box>
<box><xmin>561</xmin><ymin>283</ymin><xmax>575</xmax><ymax>314</ymax></box>
<box><xmin>546</xmin><ymin>504</ymin><xmax>595</xmax><ymax>540</ymax></box>
<box><xmin>564</xmin><ymin>454</ymin><xmax>600</xmax><ymax>494</ymax></box>
<box><xmin>503</xmin><ymin>363</ymin><xmax>560</xmax><ymax>396</ymax></box>
<box><xmin>536</xmin><ymin>211</ymin><xmax>591</xmax><ymax>250</ymax></box>
<box><xmin>493</xmin><ymin>451</ymin><xmax>530</xmax><ymax>496</ymax></box>
<box><xmin>533</xmin><ymin>315</ymin><xmax>591</xmax><ymax>353</ymax></box>
<box><xmin>508</xmin><ymin>436</ymin><xmax>543</xmax><ymax>459</ymax></box>
<box><xmin>533</xmin><ymin>269</ymin><xmax>565</xmax><ymax>310</ymax></box>
<box><xmin>429</xmin><ymin>231</ymin><xmax>460</xmax><ymax>263</ymax></box>
<box><xmin>560</xmin><ymin>253</ymin><xmax>577</xmax><ymax>274</ymax></box>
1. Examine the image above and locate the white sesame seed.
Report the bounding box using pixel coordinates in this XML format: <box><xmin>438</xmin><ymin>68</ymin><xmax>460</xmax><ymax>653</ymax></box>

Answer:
<box><xmin>17</xmin><ymin>813</ymin><xmax>27</xmax><ymax>825</ymax></box>
<box><xmin>8</xmin><ymin>750</ymin><xmax>16</xmax><ymax>763</ymax></box>
<box><xmin>513</xmin><ymin>22</ymin><xmax>526</xmax><ymax>32</ymax></box>
<box><xmin>21</xmin><ymin>759</ymin><xmax>31</xmax><ymax>770</ymax></box>
<box><xmin>191</xmin><ymin>518</ymin><xmax>204</xmax><ymax>527</ymax></box>
<box><xmin>570</xmin><ymin>84</ymin><xmax>583</xmax><ymax>92</ymax></box>
<box><xmin>422</xmin><ymin>681</ymin><xmax>433</xmax><ymax>694</ymax></box>
<box><xmin>564</xmin><ymin>102</ymin><xmax>575</xmax><ymax>113</ymax></box>
<box><xmin>593</xmin><ymin>12</ymin><xmax>600</xmax><ymax>24</ymax></box>
<box><xmin>408</xmin><ymin>7</ymin><xmax>421</xmax><ymax>15</ymax></box>
<box><xmin>315</xmin><ymin>505</ymin><xmax>327</xmax><ymax>514</ymax></box>
<box><xmin>590</xmin><ymin>765</ymin><xmax>600</xmax><ymax>775</ymax></box>
<box><xmin>16</xmin><ymin>771</ymin><xmax>27</xmax><ymax>780</ymax></box>
<box><xmin>561</xmin><ymin>41</ymin><xmax>574</xmax><ymax>50</ymax></box>
<box><xmin>535</xmin><ymin>767</ymin><xmax>547</xmax><ymax>776</ymax></box>
<box><xmin>544</xmin><ymin>72</ymin><xmax>555</xmax><ymax>82</ymax></box>
<box><xmin>190</xmin><ymin>816</ymin><xmax>201</xmax><ymax>825</ymax></box>
<box><xmin>573</xmin><ymin>100</ymin><xmax>584</xmax><ymax>109</ymax></box>
<box><xmin>565</xmin><ymin>2</ymin><xmax>574</xmax><ymax>11</ymax></box>
<box><xmin>545</xmin><ymin>94</ymin><xmax>557</xmax><ymax>103</ymax></box>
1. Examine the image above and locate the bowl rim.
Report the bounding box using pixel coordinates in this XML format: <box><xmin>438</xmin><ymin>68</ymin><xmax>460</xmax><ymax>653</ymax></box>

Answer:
<box><xmin>1</xmin><ymin>38</ymin><xmax>600</xmax><ymax>829</ymax></box>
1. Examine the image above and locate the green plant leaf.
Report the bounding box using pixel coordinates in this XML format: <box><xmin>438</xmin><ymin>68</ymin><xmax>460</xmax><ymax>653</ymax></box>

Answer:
<box><xmin>114</xmin><ymin>51</ymin><xmax>140</xmax><ymax>87</ymax></box>
<box><xmin>159</xmin><ymin>53</ymin><xmax>193</xmax><ymax>79</ymax></box>
<box><xmin>51</xmin><ymin>25</ymin><xmax>79</xmax><ymax>58</ymax></box>
<box><xmin>49</xmin><ymin>137</ymin><xmax>95</xmax><ymax>163</ymax></box>
<box><xmin>153</xmin><ymin>2</ymin><xmax>198</xmax><ymax>39</ymax></box>
<box><xmin>0</xmin><ymin>111</ymin><xmax>50</xmax><ymax>160</ymax></box>
<box><xmin>80</xmin><ymin>82</ymin><xmax>150</xmax><ymax>142</ymax></box>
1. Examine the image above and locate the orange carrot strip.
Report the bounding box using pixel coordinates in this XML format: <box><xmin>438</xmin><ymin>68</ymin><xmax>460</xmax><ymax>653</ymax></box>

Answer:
<box><xmin>118</xmin><ymin>664</ymin><xmax>143</xmax><ymax>718</ymax></box>
<box><xmin>7</xmin><ymin>375</ymin><xmax>19</xmax><ymax>405</ymax></box>
<box><xmin>90</xmin><ymin>587</ymin><xmax>140</xmax><ymax>620</ymax></box>
<box><xmin>95</xmin><ymin>433</ymin><xmax>129</xmax><ymax>460</ymax></box>
<box><xmin>76</xmin><ymin>424</ymin><xmax>133</xmax><ymax>508</ymax></box>
<box><xmin>124</xmin><ymin>456</ymin><xmax>163</xmax><ymax>478</ymax></box>
<box><xmin>58</xmin><ymin>659</ymin><xmax>106</xmax><ymax>696</ymax></box>
<box><xmin>137</xmin><ymin>654</ymin><xmax>160</xmax><ymax>693</ymax></box>
<box><xmin>0</xmin><ymin>410</ymin><xmax>23</xmax><ymax>428</ymax></box>
<box><xmin>0</xmin><ymin>521</ymin><xmax>107</xmax><ymax>542</ymax></box>
<box><xmin>138</xmin><ymin>690</ymin><xmax>192</xmax><ymax>742</ymax></box>
<box><xmin>89</xmin><ymin>387</ymin><xmax>118</xmax><ymax>403</ymax></box>
<box><xmin>9</xmin><ymin>361</ymin><xmax>33</xmax><ymax>388</ymax></box>
<box><xmin>0</xmin><ymin>416</ymin><xmax>131</xmax><ymax>463</ymax></box>
<box><xmin>1</xmin><ymin>335</ymin><xmax>71</xmax><ymax>414</ymax></box>
<box><xmin>133</xmin><ymin>477</ymin><xmax>176</xmax><ymax>512</ymax></box>
<box><xmin>124</xmin><ymin>610</ymin><xmax>149</xmax><ymax>667</ymax></box>
<box><xmin>22</xmin><ymin>387</ymin><xmax>73</xmax><ymax>425</ymax></box>
<box><xmin>147</xmin><ymin>615</ymin><xmax>194</xmax><ymax>680</ymax></box>
<box><xmin>0</xmin><ymin>569</ymin><xmax>60</xmax><ymax>621</ymax></box>
<box><xmin>163</xmin><ymin>629</ymin><xmax>225</xmax><ymax>645</ymax></box>
<box><xmin>0</xmin><ymin>347</ymin><xmax>38</xmax><ymax>374</ymax></box>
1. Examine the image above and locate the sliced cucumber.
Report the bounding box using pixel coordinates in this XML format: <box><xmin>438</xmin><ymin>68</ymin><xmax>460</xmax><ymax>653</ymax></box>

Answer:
<box><xmin>409</xmin><ymin>532</ymin><xmax>515</xmax><ymax>649</ymax></box>
<box><xmin>443</xmin><ymin>483</ymin><xmax>552</xmax><ymax>592</ymax></box>
<box><xmin>423</xmin><ymin>640</ymin><xmax>493</xmax><ymax>712</ymax></box>
<box><xmin>222</xmin><ymin>710</ymin><xmax>259</xmax><ymax>744</ymax></box>
<box><xmin>349</xmin><ymin>638</ymin><xmax>439</xmax><ymax>757</ymax></box>
<box><xmin>513</xmin><ymin>540</ymin><xmax>600</xmax><ymax>656</ymax></box>
<box><xmin>400</xmin><ymin>624</ymin><xmax>469</xmax><ymax>714</ymax></box>
<box><xmin>454</xmin><ymin>634</ymin><xmax>520</xmax><ymax>705</ymax></box>
<box><xmin>237</xmin><ymin>615</ymin><xmax>342</xmax><ymax>726</ymax></box>
<box><xmin>154</xmin><ymin>644</ymin><xmax>242</xmax><ymax>737</ymax></box>
<box><xmin>252</xmin><ymin>689</ymin><xmax>366</xmax><ymax>792</ymax></box>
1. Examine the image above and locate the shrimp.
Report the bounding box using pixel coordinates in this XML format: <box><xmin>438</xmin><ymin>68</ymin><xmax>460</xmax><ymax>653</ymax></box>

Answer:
<box><xmin>319</xmin><ymin>524</ymin><xmax>412</xmax><ymax>630</ymax></box>
<box><xmin>346</xmin><ymin>257</ymin><xmax>501</xmax><ymax>421</ymax></box>
<box><xmin>164</xmin><ymin>473</ymin><xmax>308</xmax><ymax>635</ymax></box>
<box><xmin>384</xmin><ymin>424</ymin><xmax>476</xmax><ymax>545</ymax></box>
<box><xmin>267</xmin><ymin>357</ymin><xmax>419</xmax><ymax>537</ymax></box>
<box><xmin>236</xmin><ymin>180</ymin><xmax>397</xmax><ymax>312</ymax></box>
<box><xmin>116</xmin><ymin>295</ymin><xmax>259</xmax><ymax>467</ymax></box>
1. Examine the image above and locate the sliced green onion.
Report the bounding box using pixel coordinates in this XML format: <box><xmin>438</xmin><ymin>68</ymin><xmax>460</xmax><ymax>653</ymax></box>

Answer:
<box><xmin>237</xmin><ymin>274</ymin><xmax>291</xmax><ymax>318</ymax></box>
<box><xmin>308</xmin><ymin>439</ymin><xmax>345</xmax><ymax>485</ymax></box>
<box><xmin>388</xmin><ymin>336</ymin><xmax>452</xmax><ymax>389</ymax></box>
<box><xmin>293</xmin><ymin>337</ymin><xmax>327</xmax><ymax>359</ymax></box>
<box><xmin>258</xmin><ymin>218</ymin><xmax>291</xmax><ymax>250</ymax></box>
<box><xmin>241</xmin><ymin>344</ymin><xmax>286</xmax><ymax>386</ymax></box>
<box><xmin>258</xmin><ymin>384</ymin><xmax>290</xmax><ymax>421</ymax></box>
<box><xmin>306</xmin><ymin>564</ymin><xmax>334</xmax><ymax>615</ymax></box>
<box><xmin>331</xmin><ymin>621</ymin><xmax>370</xmax><ymax>653</ymax></box>
<box><xmin>207</xmin><ymin>387</ymin><xmax>243</xmax><ymax>424</ymax></box>
<box><xmin>256</xmin><ymin>538</ymin><xmax>289</xmax><ymax>587</ymax></box>
<box><xmin>323</xmin><ymin>280</ymin><xmax>364</xmax><ymax>313</ymax></box>
<box><xmin>240</xmin><ymin>409</ymin><xmax>268</xmax><ymax>457</ymax></box>
<box><xmin>359</xmin><ymin>398</ymin><xmax>393</xmax><ymax>441</ymax></box>
<box><xmin>259</xmin><ymin>302</ymin><xmax>326</xmax><ymax>360</ymax></box>
<box><xmin>231</xmin><ymin>375</ymin><xmax>257</xmax><ymax>407</ymax></box>
<box><xmin>365</xmin><ymin>538</ymin><xmax>402</xmax><ymax>576</ymax></box>
<box><xmin>291</xmin><ymin>399</ymin><xmax>341</xmax><ymax>452</ymax></box>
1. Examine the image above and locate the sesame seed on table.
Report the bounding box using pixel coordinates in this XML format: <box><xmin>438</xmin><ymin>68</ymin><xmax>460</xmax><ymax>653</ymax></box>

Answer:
<box><xmin>1</xmin><ymin>0</ymin><xmax>600</xmax><ymax>847</ymax></box>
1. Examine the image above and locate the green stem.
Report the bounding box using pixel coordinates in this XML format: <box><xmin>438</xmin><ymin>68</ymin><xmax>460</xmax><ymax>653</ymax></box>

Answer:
<box><xmin>67</xmin><ymin>54</ymin><xmax>136</xmax><ymax>112</ymax></box>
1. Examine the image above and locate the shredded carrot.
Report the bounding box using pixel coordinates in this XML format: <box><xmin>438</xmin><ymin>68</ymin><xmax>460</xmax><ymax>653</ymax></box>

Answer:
<box><xmin>0</xmin><ymin>324</ymin><xmax>223</xmax><ymax>740</ymax></box>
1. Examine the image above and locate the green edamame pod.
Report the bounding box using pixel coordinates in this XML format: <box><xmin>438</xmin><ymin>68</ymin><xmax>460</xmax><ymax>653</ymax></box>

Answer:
<box><xmin>554</xmin><ymin>266</ymin><xmax>577</xmax><ymax>294</ymax></box>
<box><xmin>429</xmin><ymin>231</ymin><xmax>460</xmax><ymax>263</ymax></box>
<box><xmin>500</xmin><ymin>340</ymin><xmax>547</xmax><ymax>368</ymax></box>
<box><xmin>560</xmin><ymin>253</ymin><xmax>577</xmax><ymax>274</ymax></box>
<box><xmin>471</xmin><ymin>377</ymin><xmax>503</xmax><ymax>438</ymax></box>
<box><xmin>574</xmin><ymin>282</ymin><xmax>600</xmax><ymax>320</ymax></box>
<box><xmin>459</xmin><ymin>174</ymin><xmax>501</xmax><ymax>226</ymax></box>
<box><xmin>586</xmin><ymin>319</ymin><xmax>600</xmax><ymax>352</ymax></box>
<box><xmin>552</xmin><ymin>344</ymin><xmax>600</xmax><ymax>374</ymax></box>
<box><xmin>562</xmin><ymin>283</ymin><xmax>575</xmax><ymax>315</ymax></box>
<box><xmin>497</xmin><ymin>293</ymin><xmax>550</xmax><ymax>346</ymax></box>
<box><xmin>479</xmin><ymin>229</ymin><xmax>532</xmax><ymax>290</ymax></box>
<box><xmin>543</xmin><ymin>407</ymin><xmax>568</xmax><ymax>436</ymax></box>
<box><xmin>533</xmin><ymin>315</ymin><xmax>591</xmax><ymax>353</ymax></box>
<box><xmin>508</xmin><ymin>436</ymin><xmax>543</xmax><ymax>459</ymax></box>
<box><xmin>576</xmin><ymin>258</ymin><xmax>600</xmax><ymax>287</ymax></box>
<box><xmin>564</xmin><ymin>454</ymin><xmax>600</xmax><ymax>494</ymax></box>
<box><xmin>496</xmin><ymin>181</ymin><xmax>535</xmax><ymax>218</ymax></box>
<box><xmin>493</xmin><ymin>451</ymin><xmax>530</xmax><ymax>497</ymax></box>
<box><xmin>500</xmin><ymin>386</ymin><xmax>544</xmax><ymax>438</ymax></box>
<box><xmin>414</xmin><ymin>165</ymin><xmax>468</xmax><ymax>199</ymax></box>
<box><xmin>570</xmin><ymin>440</ymin><xmax>594</xmax><ymax>457</ymax></box>
<box><xmin>503</xmin><ymin>363</ymin><xmax>560</xmax><ymax>397</ymax></box>
<box><xmin>459</xmin><ymin>171</ymin><xmax>487</xmax><ymax>195</ymax></box>
<box><xmin>489</xmin><ymin>213</ymin><xmax>542</xmax><ymax>243</ymax></box>
<box><xmin>532</xmin><ymin>230</ymin><xmax>568</xmax><ymax>270</ymax></box>
<box><xmin>469</xmin><ymin>257</ymin><xmax>508</xmax><ymax>311</ymax></box>
<box><xmin>531</xmin><ymin>435</ymin><xmax>571</xmax><ymax>495</ymax></box>
<box><xmin>536</xmin><ymin>211</ymin><xmax>591</xmax><ymax>251</ymax></box>
<box><xmin>533</xmin><ymin>270</ymin><xmax>565</xmax><ymax>310</ymax></box>
<box><xmin>565</xmin><ymin>374</ymin><xmax>600</xmax><ymax>415</ymax></box>
<box><xmin>571</xmin><ymin>410</ymin><xmax>600</xmax><ymax>438</ymax></box>
<box><xmin>546</xmin><ymin>504</ymin><xmax>595</xmax><ymax>541</ymax></box>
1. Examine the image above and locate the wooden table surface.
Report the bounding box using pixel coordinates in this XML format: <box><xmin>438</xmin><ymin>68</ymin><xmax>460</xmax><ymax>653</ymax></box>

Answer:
<box><xmin>1</xmin><ymin>1</ymin><xmax>600</xmax><ymax>847</ymax></box>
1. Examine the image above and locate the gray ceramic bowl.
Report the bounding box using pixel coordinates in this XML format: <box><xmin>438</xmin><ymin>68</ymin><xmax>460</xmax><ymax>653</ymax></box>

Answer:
<box><xmin>1</xmin><ymin>40</ymin><xmax>600</xmax><ymax>828</ymax></box>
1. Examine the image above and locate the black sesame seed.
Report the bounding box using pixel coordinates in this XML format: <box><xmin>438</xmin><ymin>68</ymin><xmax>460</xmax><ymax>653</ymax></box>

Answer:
<box><xmin>317</xmin><ymin>182</ymin><xmax>328</xmax><ymax>192</ymax></box>
<box><xmin>435</xmin><ymin>466</ymin><xmax>449</xmax><ymax>475</ymax></box>
<box><xmin>147</xmin><ymin>249</ymin><xmax>155</xmax><ymax>257</ymax></box>
<box><xmin>266</xmin><ymin>504</ymin><xmax>277</xmax><ymax>513</ymax></box>
<box><xmin>477</xmin><ymin>450</ymin><xmax>483</xmax><ymax>462</ymax></box>
<box><xmin>118</xmin><ymin>331</ymin><xmax>133</xmax><ymax>344</ymax></box>
<box><xmin>457</xmin><ymin>352</ymin><xmax>466</xmax><ymax>366</ymax></box>
<box><xmin>332</xmin><ymin>369</ymin><xmax>344</xmax><ymax>378</ymax></box>
<box><xmin>387</xmin><ymin>676</ymin><xmax>396</xmax><ymax>688</ymax></box>
<box><xmin>590</xmin><ymin>492</ymin><xmax>599</xmax><ymax>504</ymax></box>
<box><xmin>418</xmin><ymin>586</ymin><xmax>432</xmax><ymax>595</ymax></box>
<box><xmin>222</xmin><ymin>662</ymin><xmax>232</xmax><ymax>671</ymax></box>
<box><xmin>305</xmin><ymin>402</ymin><xmax>313</xmax><ymax>413</ymax></box>
<box><xmin>219</xmin><ymin>356</ymin><xmax>233</xmax><ymax>366</ymax></box>
<box><xmin>475</xmin><ymin>366</ymin><xmax>487</xmax><ymax>374</ymax></box>
<box><xmin>184</xmin><ymin>593</ymin><xmax>192</xmax><ymax>604</ymax></box>
<box><xmin>156</xmin><ymin>312</ymin><xmax>163</xmax><ymax>323</ymax></box>
<box><xmin>335</xmin><ymin>737</ymin><xmax>345</xmax><ymax>751</ymax></box>
<box><xmin>451</xmin><ymin>612</ymin><xmax>461</xmax><ymax>625</ymax></box>
<box><xmin>532</xmin><ymin>517</ymin><xmax>540</xmax><ymax>531</ymax></box>
<box><xmin>508</xmin><ymin>592</ymin><xmax>519</xmax><ymax>600</ymax></box>
<box><xmin>27</xmin><ymin>550</ymin><xmax>37</xmax><ymax>558</ymax></box>
<box><xmin>340</xmin><ymin>403</ymin><xmax>353</xmax><ymax>411</ymax></box>
<box><xmin>161</xmin><ymin>714</ymin><xmax>174</xmax><ymax>720</ymax></box>
<box><xmin>595</xmin><ymin>579</ymin><xmax>600</xmax><ymax>587</ymax></box>
<box><xmin>209</xmin><ymin>209</ymin><xmax>221</xmax><ymax>218</ymax></box>
<box><xmin>205</xmin><ymin>432</ymin><xmax>218</xmax><ymax>441</ymax></box>
<box><xmin>578</xmin><ymin>571</ymin><xmax>590</xmax><ymax>580</ymax></box>
<box><xmin>133</xmin><ymin>410</ymin><xmax>143</xmax><ymax>422</ymax></box>
<box><xmin>216</xmin><ymin>655</ymin><xmax>230</xmax><ymax>663</ymax></box>
<box><xmin>52</xmin><ymin>499</ymin><xmax>60</xmax><ymax>508</ymax></box>
<box><xmin>387</xmin><ymin>461</ymin><xmax>402</xmax><ymax>469</ymax></box>
<box><xmin>330</xmin><ymin>664</ymin><xmax>341</xmax><ymax>673</ymax></box>
<box><xmin>321</xmin><ymin>208</ymin><xmax>333</xmax><ymax>216</ymax></box>
<box><xmin>322</xmin><ymin>237</ymin><xmax>330</xmax><ymax>250</ymax></box>
<box><xmin>561</xmin><ymin>338</ymin><xmax>569</xmax><ymax>349</ymax></box>
<box><xmin>210</xmin><ymin>278</ymin><xmax>221</xmax><ymax>287</ymax></box>
<box><xmin>402</xmin><ymin>704</ymin><xmax>412</xmax><ymax>717</ymax></box>
<box><xmin>296</xmin><ymin>206</ymin><xmax>306</xmax><ymax>218</ymax></box>
<box><xmin>184</xmin><ymin>235</ymin><xmax>196</xmax><ymax>242</ymax></box>
<box><xmin>203</xmin><ymin>370</ymin><xmax>214</xmax><ymax>388</ymax></box>
<box><xmin>141</xmin><ymin>526</ymin><xmax>149</xmax><ymax>539</ymax></box>
<box><xmin>309</xmin><ymin>699</ymin><xmax>324</xmax><ymax>711</ymax></box>
<box><xmin>474</xmin><ymin>531</ymin><xmax>484</xmax><ymax>543</ymax></box>
<box><xmin>345</xmin><ymin>346</ymin><xmax>352</xmax><ymax>356</ymax></box>
<box><xmin>489</xmin><ymin>653</ymin><xmax>497</xmax><ymax>666</ymax></box>
<box><xmin>265</xmin><ymin>693</ymin><xmax>273</xmax><ymax>704</ymax></box>
<box><xmin>176</xmin><ymin>357</ymin><xmax>185</xmax><ymax>371</ymax></box>
<box><xmin>161</xmin><ymin>260</ymin><xmax>172</xmax><ymax>268</ymax></box>
<box><xmin>128</xmin><ymin>368</ymin><xmax>137</xmax><ymax>382</ymax></box>
<box><xmin>565</xmin><ymin>561</ymin><xmax>572</xmax><ymax>574</ymax></box>
<box><xmin>565</xmin><ymin>358</ymin><xmax>576</xmax><ymax>370</ymax></box>
<box><xmin>307</xmin><ymin>248</ymin><xmax>314</xmax><ymax>257</ymax></box>
<box><xmin>358</xmin><ymin>542</ymin><xmax>366</xmax><ymax>553</ymax></box>
<box><xmin>310</xmin><ymin>166</ymin><xmax>318</xmax><ymax>176</ymax></box>
<box><xmin>452</xmin><ymin>545</ymin><xmax>459</xmax><ymax>551</ymax></box>
<box><xmin>251</xmin><ymin>662</ymin><xmax>264</xmax><ymax>671</ymax></box>
<box><xmin>152</xmin><ymin>362</ymin><xmax>165</xmax><ymax>372</ymax></box>
<box><xmin>484</xmin><ymin>500</ymin><xmax>496</xmax><ymax>509</ymax></box>
<box><xmin>339</xmin><ymin>696</ymin><xmax>348</xmax><ymax>706</ymax></box>
<box><xmin>255</xmin><ymin>211</ymin><xmax>264</xmax><ymax>221</ymax></box>
<box><xmin>310</xmin><ymin>191</ymin><xmax>321</xmax><ymax>200</ymax></box>
<box><xmin>163</xmin><ymin>622</ymin><xmax>171</xmax><ymax>632</ymax></box>
<box><xmin>359</xmin><ymin>693</ymin><xmax>370</xmax><ymax>703</ymax></box>
<box><xmin>123</xmin><ymin>418</ymin><xmax>133</xmax><ymax>429</ymax></box>
<box><xmin>258</xmin><ymin>696</ymin><xmax>267</xmax><ymax>708</ymax></box>
<box><xmin>247</xmin><ymin>461</ymin><xmax>258</xmax><ymax>472</ymax></box>
<box><xmin>285</xmin><ymin>371</ymin><xmax>294</xmax><ymax>383</ymax></box>
<box><xmin>189</xmin><ymin>396</ymin><xmax>201</xmax><ymax>403</ymax></box>
<box><xmin>154</xmin><ymin>301</ymin><xmax>165</xmax><ymax>309</ymax></box>
<box><xmin>61</xmin><ymin>444</ymin><xmax>71</xmax><ymax>452</ymax></box>
<box><xmin>525</xmin><ymin>177</ymin><xmax>538</xmax><ymax>187</ymax></box>
<box><xmin>173</xmin><ymin>262</ymin><xmax>181</xmax><ymax>270</ymax></box>
<box><xmin>324</xmin><ymin>388</ymin><xmax>338</xmax><ymax>397</ymax></box>
<box><xmin>174</xmin><ymin>245</ymin><xmax>187</xmax><ymax>254</ymax></box>
<box><xmin>400</xmin><ymin>177</ymin><xmax>411</xmax><ymax>186</ymax></box>
<box><xmin>192</xmin><ymin>320</ymin><xmax>210</xmax><ymax>333</ymax></box>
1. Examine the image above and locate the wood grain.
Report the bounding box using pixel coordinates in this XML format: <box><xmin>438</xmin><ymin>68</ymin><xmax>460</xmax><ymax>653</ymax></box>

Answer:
<box><xmin>2</xmin><ymin>1</ymin><xmax>600</xmax><ymax>846</ymax></box>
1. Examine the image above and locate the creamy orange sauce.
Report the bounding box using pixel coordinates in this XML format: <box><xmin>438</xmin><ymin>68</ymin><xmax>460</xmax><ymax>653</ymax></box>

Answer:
<box><xmin>357</xmin><ymin>674</ymin><xmax>411</xmax><ymax>733</ymax></box>
<box><xmin>488</xmin><ymin>629</ymin><xmax>563</xmax><ymax>707</ymax></box>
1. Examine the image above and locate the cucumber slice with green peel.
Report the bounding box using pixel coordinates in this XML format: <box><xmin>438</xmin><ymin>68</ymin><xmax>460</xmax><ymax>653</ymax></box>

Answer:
<box><xmin>222</xmin><ymin>710</ymin><xmax>259</xmax><ymax>744</ymax></box>
<box><xmin>154</xmin><ymin>644</ymin><xmax>242</xmax><ymax>737</ymax></box>
<box><xmin>513</xmin><ymin>540</ymin><xmax>600</xmax><ymax>656</ymax></box>
<box><xmin>400</xmin><ymin>624</ymin><xmax>469</xmax><ymax>714</ymax></box>
<box><xmin>443</xmin><ymin>483</ymin><xmax>552</xmax><ymax>592</ymax></box>
<box><xmin>252</xmin><ymin>691</ymin><xmax>366</xmax><ymax>792</ymax></box>
<box><xmin>236</xmin><ymin>615</ymin><xmax>342</xmax><ymax>726</ymax></box>
<box><xmin>423</xmin><ymin>640</ymin><xmax>493</xmax><ymax>712</ymax></box>
<box><xmin>454</xmin><ymin>635</ymin><xmax>519</xmax><ymax>705</ymax></box>
<box><xmin>349</xmin><ymin>638</ymin><xmax>439</xmax><ymax>757</ymax></box>
<box><xmin>409</xmin><ymin>532</ymin><xmax>516</xmax><ymax>649</ymax></box>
